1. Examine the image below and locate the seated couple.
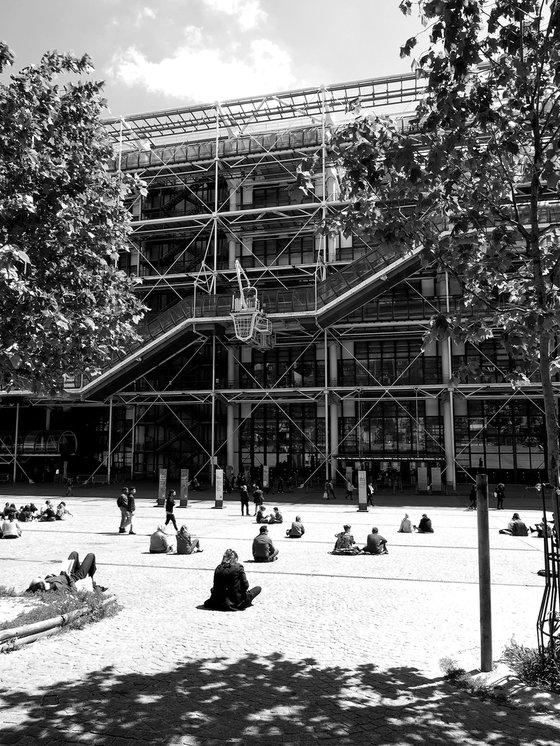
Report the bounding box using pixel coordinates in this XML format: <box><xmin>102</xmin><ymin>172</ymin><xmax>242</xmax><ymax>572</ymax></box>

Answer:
<box><xmin>203</xmin><ymin>549</ymin><xmax>261</xmax><ymax>611</ymax></box>
<box><xmin>149</xmin><ymin>525</ymin><xmax>203</xmax><ymax>554</ymax></box>
<box><xmin>26</xmin><ymin>551</ymin><xmax>108</xmax><ymax>593</ymax></box>
<box><xmin>331</xmin><ymin>525</ymin><xmax>388</xmax><ymax>555</ymax></box>
<box><xmin>255</xmin><ymin>506</ymin><xmax>283</xmax><ymax>524</ymax></box>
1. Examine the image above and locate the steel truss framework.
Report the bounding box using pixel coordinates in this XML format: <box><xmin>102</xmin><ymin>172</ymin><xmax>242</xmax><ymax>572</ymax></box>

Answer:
<box><xmin>2</xmin><ymin>72</ymin><xmax>559</xmax><ymax>495</ymax></box>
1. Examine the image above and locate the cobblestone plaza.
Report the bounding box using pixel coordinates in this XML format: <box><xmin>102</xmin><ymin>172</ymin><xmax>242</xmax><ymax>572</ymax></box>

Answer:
<box><xmin>1</xmin><ymin>489</ymin><xmax>559</xmax><ymax>745</ymax></box>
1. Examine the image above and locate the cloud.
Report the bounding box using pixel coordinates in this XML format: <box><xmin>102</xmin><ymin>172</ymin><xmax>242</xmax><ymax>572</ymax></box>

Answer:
<box><xmin>136</xmin><ymin>6</ymin><xmax>156</xmax><ymax>24</ymax></box>
<box><xmin>107</xmin><ymin>27</ymin><xmax>296</xmax><ymax>103</ymax></box>
<box><xmin>202</xmin><ymin>0</ymin><xmax>266</xmax><ymax>31</ymax></box>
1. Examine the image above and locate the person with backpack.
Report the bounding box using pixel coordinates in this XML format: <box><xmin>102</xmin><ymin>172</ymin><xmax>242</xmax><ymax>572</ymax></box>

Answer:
<box><xmin>117</xmin><ymin>487</ymin><xmax>129</xmax><ymax>534</ymax></box>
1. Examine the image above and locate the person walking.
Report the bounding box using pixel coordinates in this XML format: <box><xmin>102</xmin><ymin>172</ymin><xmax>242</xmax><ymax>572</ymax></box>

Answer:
<box><xmin>165</xmin><ymin>489</ymin><xmax>178</xmax><ymax>531</ymax></box>
<box><xmin>494</xmin><ymin>483</ymin><xmax>505</xmax><ymax>510</ymax></box>
<box><xmin>252</xmin><ymin>485</ymin><xmax>264</xmax><ymax>516</ymax></box>
<box><xmin>345</xmin><ymin>479</ymin><xmax>355</xmax><ymax>501</ymax></box>
<box><xmin>117</xmin><ymin>487</ymin><xmax>129</xmax><ymax>533</ymax></box>
<box><xmin>367</xmin><ymin>480</ymin><xmax>376</xmax><ymax>507</ymax></box>
<box><xmin>127</xmin><ymin>487</ymin><xmax>136</xmax><ymax>535</ymax></box>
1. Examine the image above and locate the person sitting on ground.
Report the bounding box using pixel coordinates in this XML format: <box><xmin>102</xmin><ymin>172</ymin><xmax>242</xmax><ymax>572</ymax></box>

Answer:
<box><xmin>149</xmin><ymin>525</ymin><xmax>174</xmax><ymax>554</ymax></box>
<box><xmin>252</xmin><ymin>525</ymin><xmax>279</xmax><ymax>562</ymax></box>
<box><xmin>268</xmin><ymin>506</ymin><xmax>283</xmax><ymax>524</ymax></box>
<box><xmin>362</xmin><ymin>527</ymin><xmax>388</xmax><ymax>555</ymax></box>
<box><xmin>414</xmin><ymin>514</ymin><xmax>434</xmax><ymax>533</ymax></box>
<box><xmin>18</xmin><ymin>505</ymin><xmax>33</xmax><ymax>523</ymax></box>
<box><xmin>203</xmin><ymin>548</ymin><xmax>262</xmax><ymax>611</ymax></box>
<box><xmin>40</xmin><ymin>500</ymin><xmax>56</xmax><ymax>521</ymax></box>
<box><xmin>176</xmin><ymin>524</ymin><xmax>203</xmax><ymax>554</ymax></box>
<box><xmin>398</xmin><ymin>513</ymin><xmax>412</xmax><ymax>533</ymax></box>
<box><xmin>26</xmin><ymin>551</ymin><xmax>107</xmax><ymax>593</ymax></box>
<box><xmin>56</xmin><ymin>501</ymin><xmax>73</xmax><ymax>520</ymax></box>
<box><xmin>286</xmin><ymin>515</ymin><xmax>305</xmax><ymax>538</ymax></box>
<box><xmin>332</xmin><ymin>524</ymin><xmax>361</xmax><ymax>555</ymax></box>
<box><xmin>1</xmin><ymin>513</ymin><xmax>22</xmax><ymax>539</ymax></box>
<box><xmin>530</xmin><ymin>516</ymin><xmax>553</xmax><ymax>538</ymax></box>
<box><xmin>499</xmin><ymin>512</ymin><xmax>529</xmax><ymax>536</ymax></box>
<box><xmin>29</xmin><ymin>503</ymin><xmax>39</xmax><ymax>519</ymax></box>
<box><xmin>0</xmin><ymin>502</ymin><xmax>10</xmax><ymax>519</ymax></box>
<box><xmin>255</xmin><ymin>505</ymin><xmax>270</xmax><ymax>524</ymax></box>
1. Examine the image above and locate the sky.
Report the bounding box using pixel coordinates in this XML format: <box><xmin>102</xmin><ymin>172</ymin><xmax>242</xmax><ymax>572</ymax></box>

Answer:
<box><xmin>1</xmin><ymin>0</ymin><xmax>425</xmax><ymax>117</ymax></box>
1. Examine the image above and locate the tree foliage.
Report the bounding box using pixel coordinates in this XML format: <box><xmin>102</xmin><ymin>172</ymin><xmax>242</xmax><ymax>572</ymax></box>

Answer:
<box><xmin>0</xmin><ymin>43</ymin><xmax>146</xmax><ymax>393</ymax></box>
<box><xmin>314</xmin><ymin>0</ymin><xmax>560</xmax><ymax>482</ymax></box>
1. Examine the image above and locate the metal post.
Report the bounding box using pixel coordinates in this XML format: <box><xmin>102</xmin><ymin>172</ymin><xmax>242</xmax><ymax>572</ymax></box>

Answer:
<box><xmin>107</xmin><ymin>398</ymin><xmax>113</xmax><ymax>485</ymax></box>
<box><xmin>324</xmin><ymin>330</ymin><xmax>330</xmax><ymax>480</ymax></box>
<box><xmin>476</xmin><ymin>472</ymin><xmax>493</xmax><ymax>671</ymax></box>
<box><xmin>130</xmin><ymin>405</ymin><xmax>136</xmax><ymax>481</ymax></box>
<box><xmin>12</xmin><ymin>402</ymin><xmax>19</xmax><ymax>483</ymax></box>
<box><xmin>211</xmin><ymin>336</ymin><xmax>216</xmax><ymax>487</ymax></box>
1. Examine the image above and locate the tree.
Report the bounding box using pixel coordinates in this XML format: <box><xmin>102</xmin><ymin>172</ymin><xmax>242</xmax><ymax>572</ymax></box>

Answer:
<box><xmin>0</xmin><ymin>43</ymin><xmax>145</xmax><ymax>393</ymax></box>
<box><xmin>316</xmin><ymin>1</ymin><xmax>560</xmax><ymax>490</ymax></box>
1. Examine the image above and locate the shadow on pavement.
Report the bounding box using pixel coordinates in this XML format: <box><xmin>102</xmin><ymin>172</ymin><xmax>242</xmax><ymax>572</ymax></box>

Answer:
<box><xmin>0</xmin><ymin>653</ymin><xmax>557</xmax><ymax>745</ymax></box>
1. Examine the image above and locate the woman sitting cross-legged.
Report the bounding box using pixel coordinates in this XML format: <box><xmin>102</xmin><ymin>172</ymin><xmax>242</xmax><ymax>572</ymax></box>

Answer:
<box><xmin>203</xmin><ymin>549</ymin><xmax>261</xmax><ymax>611</ymax></box>
<box><xmin>176</xmin><ymin>525</ymin><xmax>203</xmax><ymax>554</ymax></box>
<box><xmin>332</xmin><ymin>524</ymin><xmax>361</xmax><ymax>555</ymax></box>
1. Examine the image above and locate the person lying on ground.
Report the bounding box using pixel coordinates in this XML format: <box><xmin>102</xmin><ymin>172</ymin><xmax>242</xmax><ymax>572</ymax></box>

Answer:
<box><xmin>26</xmin><ymin>551</ymin><xmax>107</xmax><ymax>592</ymax></box>
<box><xmin>252</xmin><ymin>525</ymin><xmax>279</xmax><ymax>562</ymax></box>
<box><xmin>362</xmin><ymin>527</ymin><xmax>388</xmax><ymax>555</ymax></box>
<box><xmin>499</xmin><ymin>513</ymin><xmax>529</xmax><ymax>536</ymax></box>
<box><xmin>1</xmin><ymin>514</ymin><xmax>22</xmax><ymax>539</ymax></box>
<box><xmin>149</xmin><ymin>525</ymin><xmax>174</xmax><ymax>554</ymax></box>
<box><xmin>176</xmin><ymin>525</ymin><xmax>203</xmax><ymax>554</ymax></box>
<box><xmin>332</xmin><ymin>524</ymin><xmax>361</xmax><ymax>555</ymax></box>
<box><xmin>268</xmin><ymin>507</ymin><xmax>283</xmax><ymax>524</ymax></box>
<box><xmin>414</xmin><ymin>514</ymin><xmax>434</xmax><ymax>533</ymax></box>
<box><xmin>286</xmin><ymin>515</ymin><xmax>305</xmax><ymax>538</ymax></box>
<box><xmin>203</xmin><ymin>549</ymin><xmax>261</xmax><ymax>611</ymax></box>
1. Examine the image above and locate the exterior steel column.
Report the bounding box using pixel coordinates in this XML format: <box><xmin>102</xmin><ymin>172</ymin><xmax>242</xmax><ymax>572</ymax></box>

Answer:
<box><xmin>107</xmin><ymin>398</ymin><xmax>113</xmax><ymax>485</ymax></box>
<box><xmin>227</xmin><ymin>348</ymin><xmax>235</xmax><ymax>470</ymax></box>
<box><xmin>130</xmin><ymin>405</ymin><xmax>136</xmax><ymax>480</ymax></box>
<box><xmin>12</xmin><ymin>402</ymin><xmax>19</xmax><ymax>483</ymax></box>
<box><xmin>441</xmin><ymin>340</ymin><xmax>457</xmax><ymax>491</ymax></box>
<box><xmin>329</xmin><ymin>342</ymin><xmax>339</xmax><ymax>479</ymax></box>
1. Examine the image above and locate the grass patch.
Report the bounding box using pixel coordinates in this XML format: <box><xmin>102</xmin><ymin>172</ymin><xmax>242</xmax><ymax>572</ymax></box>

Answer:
<box><xmin>0</xmin><ymin>585</ymin><xmax>18</xmax><ymax>597</ymax></box>
<box><xmin>0</xmin><ymin>590</ymin><xmax>121</xmax><ymax>634</ymax></box>
<box><xmin>502</xmin><ymin>639</ymin><xmax>560</xmax><ymax>695</ymax></box>
<box><xmin>439</xmin><ymin>657</ymin><xmax>499</xmax><ymax>701</ymax></box>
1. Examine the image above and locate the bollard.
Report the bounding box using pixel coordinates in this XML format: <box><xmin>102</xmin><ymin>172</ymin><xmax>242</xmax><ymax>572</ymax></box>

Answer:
<box><xmin>477</xmin><ymin>473</ymin><xmax>493</xmax><ymax>672</ymax></box>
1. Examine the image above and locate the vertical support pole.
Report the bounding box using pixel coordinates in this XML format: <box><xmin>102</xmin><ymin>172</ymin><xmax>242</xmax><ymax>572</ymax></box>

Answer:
<box><xmin>107</xmin><ymin>398</ymin><xmax>113</xmax><ymax>485</ymax></box>
<box><xmin>477</xmin><ymin>472</ymin><xmax>493</xmax><ymax>671</ymax></box>
<box><xmin>12</xmin><ymin>402</ymin><xmax>19</xmax><ymax>483</ymax></box>
<box><xmin>130</xmin><ymin>405</ymin><xmax>136</xmax><ymax>481</ymax></box>
<box><xmin>329</xmin><ymin>341</ymin><xmax>339</xmax><ymax>480</ymax></box>
<box><xmin>211</xmin><ymin>336</ymin><xmax>216</xmax><ymax>487</ymax></box>
<box><xmin>324</xmin><ymin>330</ymin><xmax>330</xmax><ymax>480</ymax></box>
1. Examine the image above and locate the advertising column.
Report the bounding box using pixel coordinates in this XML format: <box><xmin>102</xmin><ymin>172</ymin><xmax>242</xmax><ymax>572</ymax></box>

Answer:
<box><xmin>215</xmin><ymin>468</ymin><xmax>224</xmax><ymax>509</ymax></box>
<box><xmin>358</xmin><ymin>470</ymin><xmax>368</xmax><ymax>512</ymax></box>
<box><xmin>157</xmin><ymin>468</ymin><xmax>167</xmax><ymax>506</ymax></box>
<box><xmin>179</xmin><ymin>469</ymin><xmax>189</xmax><ymax>507</ymax></box>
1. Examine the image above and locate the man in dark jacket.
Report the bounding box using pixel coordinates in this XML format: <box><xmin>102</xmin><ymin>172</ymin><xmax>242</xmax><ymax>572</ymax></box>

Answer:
<box><xmin>117</xmin><ymin>487</ymin><xmax>129</xmax><ymax>533</ymax></box>
<box><xmin>415</xmin><ymin>514</ymin><xmax>434</xmax><ymax>533</ymax></box>
<box><xmin>203</xmin><ymin>549</ymin><xmax>261</xmax><ymax>611</ymax></box>
<box><xmin>252</xmin><ymin>525</ymin><xmax>279</xmax><ymax>561</ymax></box>
<box><xmin>362</xmin><ymin>527</ymin><xmax>388</xmax><ymax>554</ymax></box>
<box><xmin>127</xmin><ymin>487</ymin><xmax>136</xmax><ymax>535</ymax></box>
